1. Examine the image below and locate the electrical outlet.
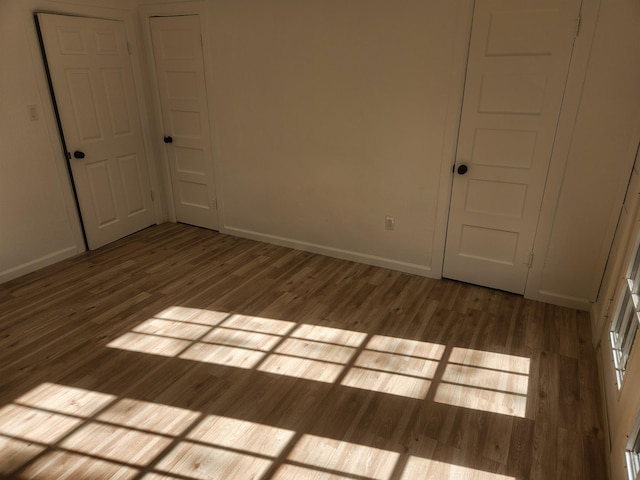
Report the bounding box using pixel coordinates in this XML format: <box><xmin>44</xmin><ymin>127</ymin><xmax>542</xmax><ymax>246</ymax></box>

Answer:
<box><xmin>27</xmin><ymin>104</ymin><xmax>38</xmax><ymax>121</ymax></box>
<box><xmin>385</xmin><ymin>215</ymin><xmax>395</xmax><ymax>231</ymax></box>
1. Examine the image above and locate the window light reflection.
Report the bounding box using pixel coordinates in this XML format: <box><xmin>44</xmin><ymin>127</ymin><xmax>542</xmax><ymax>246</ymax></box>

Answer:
<box><xmin>2</xmin><ymin>366</ymin><xmax>530</xmax><ymax>479</ymax></box>
<box><xmin>434</xmin><ymin>347</ymin><xmax>530</xmax><ymax>417</ymax></box>
<box><xmin>107</xmin><ymin>308</ymin><xmax>445</xmax><ymax>397</ymax></box>
<box><xmin>341</xmin><ymin>335</ymin><xmax>444</xmax><ymax>399</ymax></box>
<box><xmin>106</xmin><ymin>307</ymin><xmax>531</xmax><ymax>412</ymax></box>
<box><xmin>278</xmin><ymin>434</ymin><xmax>400</xmax><ymax>480</ymax></box>
<box><xmin>400</xmin><ymin>455</ymin><xmax>516</xmax><ymax>479</ymax></box>
<box><xmin>1</xmin><ymin>383</ymin><xmax>298</xmax><ymax>479</ymax></box>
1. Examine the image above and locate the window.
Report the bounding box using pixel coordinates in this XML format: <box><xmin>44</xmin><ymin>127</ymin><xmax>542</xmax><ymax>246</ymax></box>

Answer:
<box><xmin>610</xmin><ymin>236</ymin><xmax>640</xmax><ymax>388</ymax></box>
<box><xmin>626</xmin><ymin>413</ymin><xmax>640</xmax><ymax>480</ymax></box>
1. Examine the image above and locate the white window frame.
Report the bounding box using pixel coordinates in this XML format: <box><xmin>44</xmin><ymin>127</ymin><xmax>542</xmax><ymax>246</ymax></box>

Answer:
<box><xmin>610</xmin><ymin>233</ymin><xmax>640</xmax><ymax>388</ymax></box>
<box><xmin>626</xmin><ymin>412</ymin><xmax>640</xmax><ymax>480</ymax></box>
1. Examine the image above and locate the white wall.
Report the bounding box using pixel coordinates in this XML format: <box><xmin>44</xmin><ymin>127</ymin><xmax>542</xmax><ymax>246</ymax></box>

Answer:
<box><xmin>595</xmin><ymin>157</ymin><xmax>640</xmax><ymax>479</ymax></box>
<box><xmin>530</xmin><ymin>0</ymin><xmax>640</xmax><ymax>309</ymax></box>
<box><xmin>0</xmin><ymin>0</ymin><xmax>81</xmax><ymax>282</ymax></box>
<box><xmin>583</xmin><ymin>4</ymin><xmax>640</xmax><ymax>476</ymax></box>
<box><xmin>204</xmin><ymin>0</ymin><xmax>470</xmax><ymax>276</ymax></box>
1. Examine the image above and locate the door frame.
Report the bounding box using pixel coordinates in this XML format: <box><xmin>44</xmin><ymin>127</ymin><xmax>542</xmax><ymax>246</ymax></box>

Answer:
<box><xmin>139</xmin><ymin>1</ymin><xmax>224</xmax><ymax>232</ymax></box>
<box><xmin>31</xmin><ymin>4</ymin><xmax>163</xmax><ymax>253</ymax></box>
<box><xmin>438</xmin><ymin>0</ymin><xmax>600</xmax><ymax>309</ymax></box>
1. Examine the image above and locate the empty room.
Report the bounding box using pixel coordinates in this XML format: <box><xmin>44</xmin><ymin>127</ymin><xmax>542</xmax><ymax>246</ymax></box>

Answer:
<box><xmin>1</xmin><ymin>0</ymin><xmax>640</xmax><ymax>478</ymax></box>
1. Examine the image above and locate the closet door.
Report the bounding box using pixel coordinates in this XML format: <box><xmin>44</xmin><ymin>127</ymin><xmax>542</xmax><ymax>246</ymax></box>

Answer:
<box><xmin>150</xmin><ymin>15</ymin><xmax>218</xmax><ymax>230</ymax></box>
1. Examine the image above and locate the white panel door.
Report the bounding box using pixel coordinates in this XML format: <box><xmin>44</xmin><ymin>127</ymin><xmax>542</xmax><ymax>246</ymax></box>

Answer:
<box><xmin>150</xmin><ymin>15</ymin><xmax>218</xmax><ymax>230</ymax></box>
<box><xmin>38</xmin><ymin>13</ymin><xmax>155</xmax><ymax>250</ymax></box>
<box><xmin>443</xmin><ymin>0</ymin><xmax>581</xmax><ymax>294</ymax></box>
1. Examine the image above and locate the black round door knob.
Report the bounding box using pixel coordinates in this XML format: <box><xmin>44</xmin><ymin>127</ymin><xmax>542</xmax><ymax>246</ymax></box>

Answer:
<box><xmin>73</xmin><ymin>150</ymin><xmax>85</xmax><ymax>159</ymax></box>
<box><xmin>163</xmin><ymin>136</ymin><xmax>173</xmax><ymax>144</ymax></box>
<box><xmin>457</xmin><ymin>164</ymin><xmax>468</xmax><ymax>175</ymax></box>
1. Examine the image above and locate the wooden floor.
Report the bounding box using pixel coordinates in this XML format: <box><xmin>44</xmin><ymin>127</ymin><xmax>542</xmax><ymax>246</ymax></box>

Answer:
<box><xmin>0</xmin><ymin>223</ymin><xmax>607</xmax><ymax>480</ymax></box>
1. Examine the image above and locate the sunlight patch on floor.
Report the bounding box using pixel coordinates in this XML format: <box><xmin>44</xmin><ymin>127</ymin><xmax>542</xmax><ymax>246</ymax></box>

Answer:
<box><xmin>400</xmin><ymin>455</ymin><xmax>516</xmax><ymax>479</ymax></box>
<box><xmin>257</xmin><ymin>323</ymin><xmax>366</xmax><ymax>382</ymax></box>
<box><xmin>0</xmin><ymin>383</ymin><xmax>296</xmax><ymax>479</ymax></box>
<box><xmin>434</xmin><ymin>347</ymin><xmax>530</xmax><ymax>418</ymax></box>
<box><xmin>276</xmin><ymin>434</ymin><xmax>400</xmax><ymax>480</ymax></box>
<box><xmin>2</xmin><ymin>381</ymin><xmax>524</xmax><ymax>479</ymax></box>
<box><xmin>107</xmin><ymin>307</ymin><xmax>445</xmax><ymax>396</ymax></box>
<box><xmin>341</xmin><ymin>335</ymin><xmax>444</xmax><ymax>399</ymax></box>
<box><xmin>153</xmin><ymin>415</ymin><xmax>296</xmax><ymax>480</ymax></box>
<box><xmin>106</xmin><ymin>307</ymin><xmax>531</xmax><ymax>410</ymax></box>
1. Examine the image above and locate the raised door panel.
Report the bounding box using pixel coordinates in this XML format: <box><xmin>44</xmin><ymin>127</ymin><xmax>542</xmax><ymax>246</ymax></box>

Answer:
<box><xmin>86</xmin><ymin>159</ymin><xmax>118</xmax><ymax>227</ymax></box>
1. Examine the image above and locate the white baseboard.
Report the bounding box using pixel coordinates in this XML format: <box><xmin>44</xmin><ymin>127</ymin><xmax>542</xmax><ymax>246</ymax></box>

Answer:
<box><xmin>533</xmin><ymin>289</ymin><xmax>593</xmax><ymax>311</ymax></box>
<box><xmin>0</xmin><ymin>246</ymin><xmax>79</xmax><ymax>285</ymax></box>
<box><xmin>223</xmin><ymin>226</ymin><xmax>435</xmax><ymax>278</ymax></box>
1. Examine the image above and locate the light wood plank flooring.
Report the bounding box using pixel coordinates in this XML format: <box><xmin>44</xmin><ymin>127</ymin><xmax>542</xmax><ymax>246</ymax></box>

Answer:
<box><xmin>0</xmin><ymin>223</ymin><xmax>607</xmax><ymax>479</ymax></box>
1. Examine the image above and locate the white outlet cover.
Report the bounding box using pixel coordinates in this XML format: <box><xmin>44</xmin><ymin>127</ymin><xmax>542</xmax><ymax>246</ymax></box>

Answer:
<box><xmin>27</xmin><ymin>104</ymin><xmax>39</xmax><ymax>121</ymax></box>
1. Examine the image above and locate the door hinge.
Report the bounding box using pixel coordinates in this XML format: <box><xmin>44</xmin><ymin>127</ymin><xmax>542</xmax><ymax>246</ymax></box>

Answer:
<box><xmin>126</xmin><ymin>41</ymin><xmax>132</xmax><ymax>55</ymax></box>
<box><xmin>526</xmin><ymin>252</ymin><xmax>535</xmax><ymax>269</ymax></box>
<box><xmin>574</xmin><ymin>15</ymin><xmax>582</xmax><ymax>38</ymax></box>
